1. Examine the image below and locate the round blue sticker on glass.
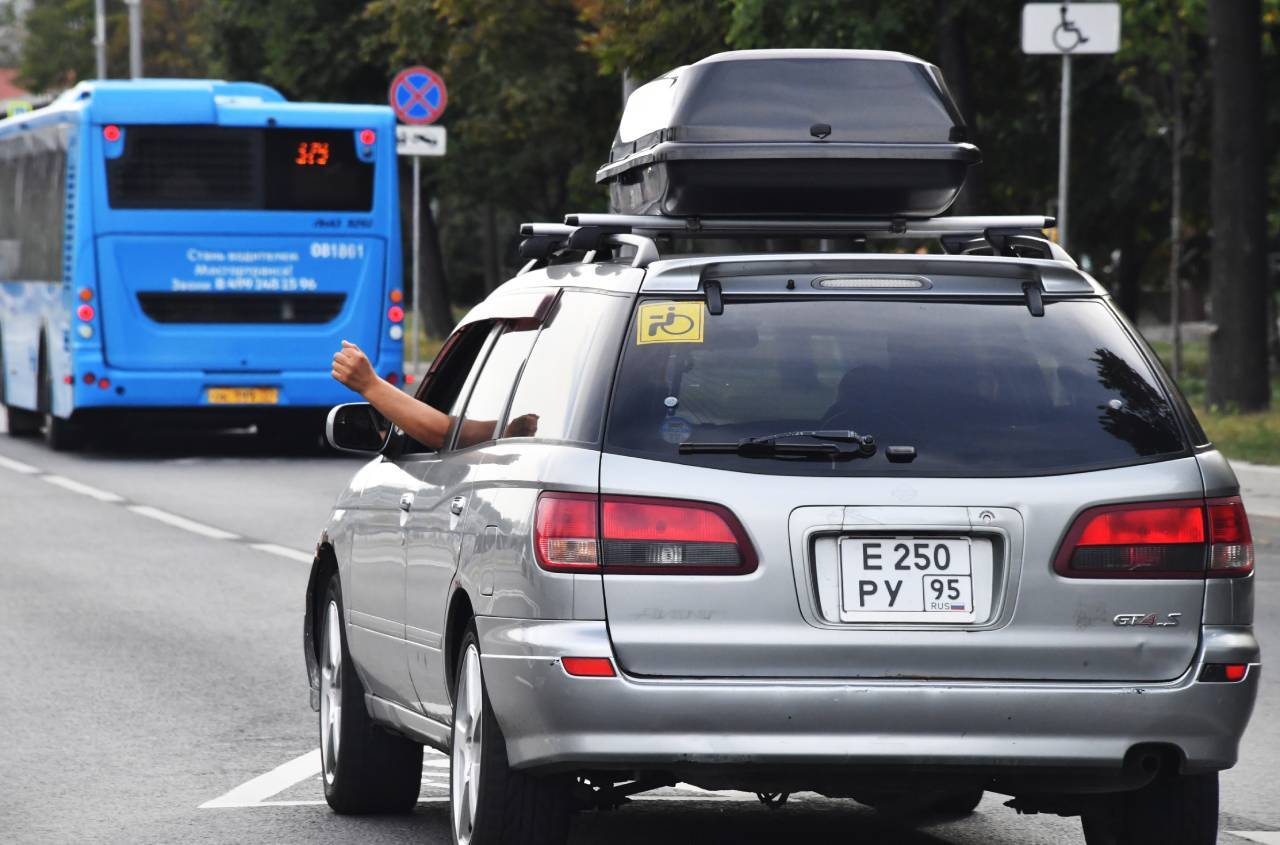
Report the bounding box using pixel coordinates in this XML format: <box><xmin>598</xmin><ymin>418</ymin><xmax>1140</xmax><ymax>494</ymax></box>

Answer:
<box><xmin>660</xmin><ymin>416</ymin><xmax>693</xmax><ymax>445</ymax></box>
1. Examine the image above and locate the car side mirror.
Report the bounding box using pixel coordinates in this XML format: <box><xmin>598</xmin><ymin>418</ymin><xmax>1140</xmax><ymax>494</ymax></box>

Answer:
<box><xmin>326</xmin><ymin>403</ymin><xmax>392</xmax><ymax>453</ymax></box>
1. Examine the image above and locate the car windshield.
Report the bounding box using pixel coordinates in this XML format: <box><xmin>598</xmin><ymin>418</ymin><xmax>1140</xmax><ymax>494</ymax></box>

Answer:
<box><xmin>604</xmin><ymin>297</ymin><xmax>1188</xmax><ymax>477</ymax></box>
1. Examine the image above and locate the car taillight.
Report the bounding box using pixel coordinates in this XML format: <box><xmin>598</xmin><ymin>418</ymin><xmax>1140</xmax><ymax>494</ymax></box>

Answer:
<box><xmin>534</xmin><ymin>492</ymin><xmax>599</xmax><ymax>572</ymax></box>
<box><xmin>1054</xmin><ymin>497</ymin><xmax>1253</xmax><ymax>579</ymax></box>
<box><xmin>533</xmin><ymin>492</ymin><xmax>756</xmax><ymax>575</ymax></box>
<box><xmin>1207</xmin><ymin>496</ymin><xmax>1253</xmax><ymax>576</ymax></box>
<box><xmin>601</xmin><ymin>496</ymin><xmax>756</xmax><ymax>574</ymax></box>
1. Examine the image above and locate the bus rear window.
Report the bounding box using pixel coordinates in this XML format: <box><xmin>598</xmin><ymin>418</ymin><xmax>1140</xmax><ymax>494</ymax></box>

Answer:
<box><xmin>105</xmin><ymin>126</ymin><xmax>373</xmax><ymax>211</ymax></box>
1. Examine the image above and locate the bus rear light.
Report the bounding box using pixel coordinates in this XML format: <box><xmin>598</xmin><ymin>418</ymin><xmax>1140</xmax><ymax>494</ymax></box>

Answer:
<box><xmin>1207</xmin><ymin>496</ymin><xmax>1253</xmax><ymax>577</ymax></box>
<box><xmin>405</xmin><ymin>374</ymin><xmax>415</xmax><ymax>384</ymax></box>
<box><xmin>385</xmin><ymin>371</ymin><xmax>399</xmax><ymax>386</ymax></box>
<box><xmin>388</xmin><ymin>305</ymin><xmax>404</xmax><ymax>323</ymax></box>
<box><xmin>534</xmin><ymin>492</ymin><xmax>600</xmax><ymax>572</ymax></box>
<box><xmin>63</xmin><ymin>375</ymin><xmax>74</xmax><ymax>384</ymax></box>
<box><xmin>82</xmin><ymin>372</ymin><xmax>95</xmax><ymax>385</ymax></box>
<box><xmin>1055</xmin><ymin>497</ymin><xmax>1254</xmax><ymax>579</ymax></box>
<box><xmin>561</xmin><ymin>657</ymin><xmax>616</xmax><ymax>678</ymax></box>
<box><xmin>1200</xmin><ymin>663</ymin><xmax>1249</xmax><ymax>683</ymax></box>
<box><xmin>77</xmin><ymin>304</ymin><xmax>95</xmax><ymax>321</ymax></box>
<box><xmin>389</xmin><ymin>289</ymin><xmax>403</xmax><ymax>303</ymax></box>
<box><xmin>103</xmin><ymin>125</ymin><xmax>121</xmax><ymax>143</ymax></box>
<box><xmin>359</xmin><ymin>128</ymin><xmax>376</xmax><ymax>146</ymax></box>
<box><xmin>98</xmin><ymin>378</ymin><xmax>110</xmax><ymax>390</ymax></box>
<box><xmin>389</xmin><ymin>324</ymin><xmax>404</xmax><ymax>341</ymax></box>
<box><xmin>77</xmin><ymin>325</ymin><xmax>93</xmax><ymax>339</ymax></box>
<box><xmin>78</xmin><ymin>288</ymin><xmax>93</xmax><ymax>302</ymax></box>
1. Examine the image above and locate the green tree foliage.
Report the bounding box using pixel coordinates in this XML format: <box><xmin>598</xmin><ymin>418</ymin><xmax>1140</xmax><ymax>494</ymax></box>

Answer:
<box><xmin>16</xmin><ymin>0</ymin><xmax>211</xmax><ymax>90</ymax></box>
<box><xmin>8</xmin><ymin>0</ymin><xmax>1277</xmax><ymax>354</ymax></box>
<box><xmin>15</xmin><ymin>0</ymin><xmax>95</xmax><ymax>90</ymax></box>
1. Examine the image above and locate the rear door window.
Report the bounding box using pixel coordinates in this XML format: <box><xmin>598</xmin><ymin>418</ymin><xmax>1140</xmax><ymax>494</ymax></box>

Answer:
<box><xmin>454</xmin><ymin>325</ymin><xmax>538</xmax><ymax>450</ymax></box>
<box><xmin>503</xmin><ymin>290</ymin><xmax>632</xmax><ymax>444</ymax></box>
<box><xmin>604</xmin><ymin>298</ymin><xmax>1188</xmax><ymax>476</ymax></box>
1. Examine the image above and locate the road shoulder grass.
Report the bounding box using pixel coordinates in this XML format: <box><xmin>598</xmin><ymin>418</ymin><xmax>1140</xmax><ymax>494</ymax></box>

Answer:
<box><xmin>1151</xmin><ymin>339</ymin><xmax>1280</xmax><ymax>465</ymax></box>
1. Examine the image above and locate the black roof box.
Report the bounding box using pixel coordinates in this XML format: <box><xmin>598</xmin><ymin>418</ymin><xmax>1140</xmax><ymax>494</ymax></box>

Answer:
<box><xmin>598</xmin><ymin>49</ymin><xmax>981</xmax><ymax>218</ymax></box>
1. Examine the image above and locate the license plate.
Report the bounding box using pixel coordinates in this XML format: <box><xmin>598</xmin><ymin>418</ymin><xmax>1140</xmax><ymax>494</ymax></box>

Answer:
<box><xmin>839</xmin><ymin>537</ymin><xmax>975</xmax><ymax>623</ymax></box>
<box><xmin>207</xmin><ymin>387</ymin><xmax>279</xmax><ymax>405</ymax></box>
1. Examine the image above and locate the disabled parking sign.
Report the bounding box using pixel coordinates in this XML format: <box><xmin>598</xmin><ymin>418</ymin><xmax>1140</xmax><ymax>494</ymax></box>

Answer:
<box><xmin>636</xmin><ymin>301</ymin><xmax>705</xmax><ymax>345</ymax></box>
<box><xmin>389</xmin><ymin>66</ymin><xmax>448</xmax><ymax>125</ymax></box>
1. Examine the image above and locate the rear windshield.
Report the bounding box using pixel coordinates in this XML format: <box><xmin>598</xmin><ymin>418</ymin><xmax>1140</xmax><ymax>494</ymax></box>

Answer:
<box><xmin>106</xmin><ymin>126</ymin><xmax>373</xmax><ymax>211</ymax></box>
<box><xmin>604</xmin><ymin>298</ymin><xmax>1189</xmax><ymax>477</ymax></box>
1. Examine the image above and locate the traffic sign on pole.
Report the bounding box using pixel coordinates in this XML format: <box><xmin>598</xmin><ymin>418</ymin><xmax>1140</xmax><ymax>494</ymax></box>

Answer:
<box><xmin>395</xmin><ymin>125</ymin><xmax>448</xmax><ymax>157</ymax></box>
<box><xmin>1021</xmin><ymin>2</ymin><xmax>1120</xmax><ymax>54</ymax></box>
<box><xmin>1022</xmin><ymin>3</ymin><xmax>1120</xmax><ymax>253</ymax></box>
<box><xmin>389</xmin><ymin>67</ymin><xmax>449</xmax><ymax>388</ymax></box>
<box><xmin>389</xmin><ymin>66</ymin><xmax>448</xmax><ymax>125</ymax></box>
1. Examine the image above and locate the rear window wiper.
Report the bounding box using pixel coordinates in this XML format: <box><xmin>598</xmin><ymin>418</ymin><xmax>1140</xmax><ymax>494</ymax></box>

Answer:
<box><xmin>679</xmin><ymin>430</ymin><xmax>877</xmax><ymax>460</ymax></box>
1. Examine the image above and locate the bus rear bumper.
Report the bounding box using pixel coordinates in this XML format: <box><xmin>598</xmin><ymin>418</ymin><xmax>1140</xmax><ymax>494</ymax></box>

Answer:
<box><xmin>67</xmin><ymin>363</ymin><xmax>393</xmax><ymax>410</ymax></box>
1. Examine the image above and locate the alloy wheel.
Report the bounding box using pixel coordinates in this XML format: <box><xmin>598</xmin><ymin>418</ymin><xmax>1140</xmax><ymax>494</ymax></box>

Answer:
<box><xmin>451</xmin><ymin>644</ymin><xmax>484</xmax><ymax>845</ymax></box>
<box><xmin>320</xmin><ymin>600</ymin><xmax>343</xmax><ymax>785</ymax></box>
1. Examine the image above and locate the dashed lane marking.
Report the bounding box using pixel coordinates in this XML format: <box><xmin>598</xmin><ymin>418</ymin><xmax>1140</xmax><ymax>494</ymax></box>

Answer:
<box><xmin>43</xmin><ymin>474</ymin><xmax>125</xmax><ymax>503</ymax></box>
<box><xmin>129</xmin><ymin>505</ymin><xmax>240</xmax><ymax>541</ymax></box>
<box><xmin>0</xmin><ymin>450</ymin><xmax>312</xmax><ymax>560</ymax></box>
<box><xmin>1232</xmin><ymin>834</ymin><xmax>1280</xmax><ymax>844</ymax></box>
<box><xmin>202</xmin><ymin>748</ymin><xmax>795</xmax><ymax>810</ymax></box>
<box><xmin>0</xmin><ymin>454</ymin><xmax>39</xmax><ymax>474</ymax></box>
<box><xmin>200</xmin><ymin>749</ymin><xmax>322</xmax><ymax>809</ymax></box>
<box><xmin>250</xmin><ymin>543</ymin><xmax>315</xmax><ymax>564</ymax></box>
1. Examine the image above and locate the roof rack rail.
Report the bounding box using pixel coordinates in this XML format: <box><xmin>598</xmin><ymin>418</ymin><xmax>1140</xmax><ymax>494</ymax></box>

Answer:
<box><xmin>516</xmin><ymin>213</ymin><xmax>1068</xmax><ymax>272</ymax></box>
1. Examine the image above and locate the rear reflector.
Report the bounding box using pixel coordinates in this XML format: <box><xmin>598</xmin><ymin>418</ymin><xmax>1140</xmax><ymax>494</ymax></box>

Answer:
<box><xmin>1199</xmin><ymin>663</ymin><xmax>1249</xmax><ymax>683</ymax></box>
<box><xmin>533</xmin><ymin>492</ymin><xmax>756</xmax><ymax>575</ymax></box>
<box><xmin>561</xmin><ymin>657</ymin><xmax>616</xmax><ymax>677</ymax></box>
<box><xmin>1055</xmin><ymin>497</ymin><xmax>1253</xmax><ymax>578</ymax></box>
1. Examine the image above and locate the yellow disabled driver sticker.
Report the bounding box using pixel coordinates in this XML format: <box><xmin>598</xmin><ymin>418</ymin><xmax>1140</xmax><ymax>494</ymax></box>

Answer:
<box><xmin>637</xmin><ymin>301</ymin><xmax>705</xmax><ymax>345</ymax></box>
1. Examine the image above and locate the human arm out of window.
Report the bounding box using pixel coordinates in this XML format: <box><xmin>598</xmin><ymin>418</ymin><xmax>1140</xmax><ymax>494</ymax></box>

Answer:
<box><xmin>332</xmin><ymin>340</ymin><xmax>455</xmax><ymax>449</ymax></box>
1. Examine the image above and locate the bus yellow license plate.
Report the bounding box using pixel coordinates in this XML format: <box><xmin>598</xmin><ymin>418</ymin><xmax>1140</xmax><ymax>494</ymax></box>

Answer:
<box><xmin>207</xmin><ymin>387</ymin><xmax>279</xmax><ymax>405</ymax></box>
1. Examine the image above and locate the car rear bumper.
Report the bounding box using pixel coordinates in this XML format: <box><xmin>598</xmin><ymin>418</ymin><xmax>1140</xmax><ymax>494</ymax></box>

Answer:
<box><xmin>477</xmin><ymin>618</ymin><xmax>1259</xmax><ymax>778</ymax></box>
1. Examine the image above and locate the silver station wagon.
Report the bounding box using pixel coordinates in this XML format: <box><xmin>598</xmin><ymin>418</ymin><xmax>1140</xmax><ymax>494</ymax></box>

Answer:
<box><xmin>303</xmin><ymin>51</ymin><xmax>1259</xmax><ymax>845</ymax></box>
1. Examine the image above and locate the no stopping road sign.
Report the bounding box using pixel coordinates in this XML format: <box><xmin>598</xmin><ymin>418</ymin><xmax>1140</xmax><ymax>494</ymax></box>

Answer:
<box><xmin>389</xmin><ymin>66</ymin><xmax>448</xmax><ymax>125</ymax></box>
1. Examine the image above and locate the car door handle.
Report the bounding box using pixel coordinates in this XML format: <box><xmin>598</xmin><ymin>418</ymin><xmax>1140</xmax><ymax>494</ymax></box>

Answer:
<box><xmin>399</xmin><ymin>493</ymin><xmax>415</xmax><ymax>512</ymax></box>
<box><xmin>450</xmin><ymin>496</ymin><xmax>466</xmax><ymax>516</ymax></box>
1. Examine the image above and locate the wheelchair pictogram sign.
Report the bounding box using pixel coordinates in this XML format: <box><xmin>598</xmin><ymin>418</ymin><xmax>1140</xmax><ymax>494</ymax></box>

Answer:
<box><xmin>637</xmin><ymin>301</ymin><xmax>705</xmax><ymax>345</ymax></box>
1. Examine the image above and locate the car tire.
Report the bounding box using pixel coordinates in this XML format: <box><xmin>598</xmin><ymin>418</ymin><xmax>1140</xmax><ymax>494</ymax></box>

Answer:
<box><xmin>450</xmin><ymin>624</ymin><xmax>571</xmax><ymax>845</ymax></box>
<box><xmin>319</xmin><ymin>575</ymin><xmax>423</xmax><ymax>814</ymax></box>
<box><xmin>928</xmin><ymin>788</ymin><xmax>984</xmax><ymax>816</ymax></box>
<box><xmin>1081</xmin><ymin>772</ymin><xmax>1218</xmax><ymax>845</ymax></box>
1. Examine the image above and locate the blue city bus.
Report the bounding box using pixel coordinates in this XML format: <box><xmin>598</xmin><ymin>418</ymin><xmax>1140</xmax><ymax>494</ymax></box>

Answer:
<box><xmin>0</xmin><ymin>79</ymin><xmax>404</xmax><ymax>449</ymax></box>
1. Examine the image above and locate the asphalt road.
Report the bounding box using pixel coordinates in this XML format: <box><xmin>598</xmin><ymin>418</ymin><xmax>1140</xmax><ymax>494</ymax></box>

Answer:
<box><xmin>1</xmin><ymin>415</ymin><xmax>1277</xmax><ymax>845</ymax></box>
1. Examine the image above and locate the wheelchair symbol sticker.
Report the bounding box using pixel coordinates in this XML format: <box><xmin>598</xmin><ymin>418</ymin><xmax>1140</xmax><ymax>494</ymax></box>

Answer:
<box><xmin>637</xmin><ymin>301</ymin><xmax>705</xmax><ymax>345</ymax></box>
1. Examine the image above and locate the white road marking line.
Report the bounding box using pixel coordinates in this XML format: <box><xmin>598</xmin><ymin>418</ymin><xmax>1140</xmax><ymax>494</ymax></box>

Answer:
<box><xmin>0</xmin><ymin>454</ymin><xmax>39</xmax><ymax>474</ymax></box>
<box><xmin>204</xmin><ymin>749</ymin><xmax>801</xmax><ymax>811</ymax></box>
<box><xmin>1231</xmin><ymin>834</ymin><xmax>1280</xmax><ymax>844</ymax></box>
<box><xmin>43</xmin><ymin>475</ymin><xmax>124</xmax><ymax>503</ymax></box>
<box><xmin>249</xmin><ymin>543</ymin><xmax>313</xmax><ymax>564</ymax></box>
<box><xmin>129</xmin><ymin>505</ymin><xmax>240</xmax><ymax>541</ymax></box>
<box><xmin>200</xmin><ymin>749</ymin><xmax>320</xmax><ymax>809</ymax></box>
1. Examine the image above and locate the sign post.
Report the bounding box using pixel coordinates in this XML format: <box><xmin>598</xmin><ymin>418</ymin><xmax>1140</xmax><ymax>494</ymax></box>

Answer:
<box><xmin>1022</xmin><ymin>2</ymin><xmax>1120</xmax><ymax>252</ymax></box>
<box><xmin>388</xmin><ymin>67</ymin><xmax>448</xmax><ymax>386</ymax></box>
